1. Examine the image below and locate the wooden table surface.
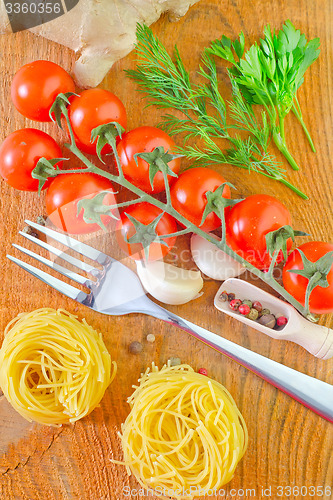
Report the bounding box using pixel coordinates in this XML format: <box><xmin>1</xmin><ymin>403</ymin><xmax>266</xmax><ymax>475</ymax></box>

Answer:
<box><xmin>0</xmin><ymin>1</ymin><xmax>332</xmax><ymax>499</ymax></box>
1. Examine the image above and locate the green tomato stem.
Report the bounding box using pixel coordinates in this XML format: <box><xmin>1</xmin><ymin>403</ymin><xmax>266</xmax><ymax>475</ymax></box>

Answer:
<box><xmin>95</xmin><ymin>197</ymin><xmax>148</xmax><ymax>214</ymax></box>
<box><xmin>267</xmin><ymin>249</ymin><xmax>279</xmax><ymax>277</ymax></box>
<box><xmin>158</xmin><ymin>158</ymin><xmax>172</xmax><ymax>207</ymax></box>
<box><xmin>159</xmin><ymin>228</ymin><xmax>192</xmax><ymax>239</ymax></box>
<box><xmin>60</xmin><ymin>103</ymin><xmax>76</xmax><ymax>146</ymax></box>
<box><xmin>303</xmin><ymin>271</ymin><xmax>322</xmax><ymax>317</ymax></box>
<box><xmin>105</xmin><ymin>131</ymin><xmax>124</xmax><ymax>179</ymax></box>
<box><xmin>66</xmin><ymin>143</ymin><xmax>95</xmax><ymax>171</ymax></box>
<box><xmin>56</xmin><ymin>167</ymin><xmax>92</xmax><ymax>175</ymax></box>
<box><xmin>220</xmin><ymin>207</ymin><xmax>227</xmax><ymax>245</ymax></box>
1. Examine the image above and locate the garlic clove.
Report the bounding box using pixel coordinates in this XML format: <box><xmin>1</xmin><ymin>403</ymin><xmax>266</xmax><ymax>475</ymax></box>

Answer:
<box><xmin>190</xmin><ymin>233</ymin><xmax>246</xmax><ymax>281</ymax></box>
<box><xmin>136</xmin><ymin>260</ymin><xmax>203</xmax><ymax>305</ymax></box>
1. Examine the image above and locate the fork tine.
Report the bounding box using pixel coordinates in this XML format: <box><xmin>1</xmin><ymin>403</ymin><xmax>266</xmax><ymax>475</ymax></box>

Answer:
<box><xmin>12</xmin><ymin>244</ymin><xmax>93</xmax><ymax>287</ymax></box>
<box><xmin>7</xmin><ymin>255</ymin><xmax>88</xmax><ymax>302</ymax></box>
<box><xmin>25</xmin><ymin>220</ymin><xmax>112</xmax><ymax>264</ymax></box>
<box><xmin>19</xmin><ymin>231</ymin><xmax>98</xmax><ymax>274</ymax></box>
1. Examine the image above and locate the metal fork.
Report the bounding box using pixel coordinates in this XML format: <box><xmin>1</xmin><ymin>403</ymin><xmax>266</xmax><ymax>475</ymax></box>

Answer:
<box><xmin>7</xmin><ymin>220</ymin><xmax>333</xmax><ymax>423</ymax></box>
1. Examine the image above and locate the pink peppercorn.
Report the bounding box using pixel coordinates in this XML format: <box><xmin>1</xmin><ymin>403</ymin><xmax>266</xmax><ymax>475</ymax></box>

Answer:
<box><xmin>198</xmin><ymin>368</ymin><xmax>208</xmax><ymax>376</ymax></box>
<box><xmin>238</xmin><ymin>304</ymin><xmax>251</xmax><ymax>315</ymax></box>
<box><xmin>252</xmin><ymin>301</ymin><xmax>263</xmax><ymax>312</ymax></box>
<box><xmin>229</xmin><ymin>299</ymin><xmax>242</xmax><ymax>311</ymax></box>
<box><xmin>276</xmin><ymin>316</ymin><xmax>288</xmax><ymax>326</ymax></box>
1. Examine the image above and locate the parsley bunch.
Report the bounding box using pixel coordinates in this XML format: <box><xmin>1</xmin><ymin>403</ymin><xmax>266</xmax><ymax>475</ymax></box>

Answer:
<box><xmin>208</xmin><ymin>20</ymin><xmax>320</xmax><ymax>170</ymax></box>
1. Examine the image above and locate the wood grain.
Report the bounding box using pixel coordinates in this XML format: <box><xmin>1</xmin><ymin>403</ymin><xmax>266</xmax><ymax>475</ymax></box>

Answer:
<box><xmin>0</xmin><ymin>1</ymin><xmax>333</xmax><ymax>499</ymax></box>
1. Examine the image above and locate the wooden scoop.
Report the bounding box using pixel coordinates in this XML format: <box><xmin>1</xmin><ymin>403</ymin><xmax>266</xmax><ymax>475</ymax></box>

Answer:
<box><xmin>214</xmin><ymin>278</ymin><xmax>333</xmax><ymax>359</ymax></box>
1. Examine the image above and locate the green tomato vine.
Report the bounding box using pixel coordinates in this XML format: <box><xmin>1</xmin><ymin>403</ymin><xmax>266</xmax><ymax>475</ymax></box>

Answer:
<box><xmin>32</xmin><ymin>93</ymin><xmax>332</xmax><ymax>322</ymax></box>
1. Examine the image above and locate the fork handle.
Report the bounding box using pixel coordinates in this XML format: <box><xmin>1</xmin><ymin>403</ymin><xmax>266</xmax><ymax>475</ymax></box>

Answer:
<box><xmin>143</xmin><ymin>303</ymin><xmax>333</xmax><ymax>423</ymax></box>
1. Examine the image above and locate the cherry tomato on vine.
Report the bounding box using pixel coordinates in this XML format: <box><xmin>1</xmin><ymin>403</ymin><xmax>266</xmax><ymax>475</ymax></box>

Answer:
<box><xmin>116</xmin><ymin>203</ymin><xmax>177</xmax><ymax>261</ymax></box>
<box><xmin>282</xmin><ymin>241</ymin><xmax>333</xmax><ymax>314</ymax></box>
<box><xmin>225</xmin><ymin>194</ymin><xmax>292</xmax><ymax>270</ymax></box>
<box><xmin>116</xmin><ymin>126</ymin><xmax>181</xmax><ymax>193</ymax></box>
<box><xmin>11</xmin><ymin>60</ymin><xmax>75</xmax><ymax>122</ymax></box>
<box><xmin>68</xmin><ymin>89</ymin><xmax>127</xmax><ymax>155</ymax></box>
<box><xmin>170</xmin><ymin>167</ymin><xmax>231</xmax><ymax>232</ymax></box>
<box><xmin>45</xmin><ymin>172</ymin><xmax>117</xmax><ymax>234</ymax></box>
<box><xmin>0</xmin><ymin>128</ymin><xmax>62</xmax><ymax>191</ymax></box>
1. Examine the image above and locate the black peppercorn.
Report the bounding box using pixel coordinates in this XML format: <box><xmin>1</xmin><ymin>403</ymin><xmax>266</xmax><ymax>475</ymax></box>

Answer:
<box><xmin>259</xmin><ymin>308</ymin><xmax>270</xmax><ymax>318</ymax></box>
<box><xmin>219</xmin><ymin>291</ymin><xmax>229</xmax><ymax>302</ymax></box>
<box><xmin>129</xmin><ymin>341</ymin><xmax>143</xmax><ymax>354</ymax></box>
<box><xmin>258</xmin><ymin>314</ymin><xmax>276</xmax><ymax>329</ymax></box>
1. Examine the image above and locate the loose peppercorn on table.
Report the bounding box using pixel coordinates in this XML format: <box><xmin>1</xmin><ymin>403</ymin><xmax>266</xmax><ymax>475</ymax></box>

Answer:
<box><xmin>0</xmin><ymin>0</ymin><xmax>333</xmax><ymax>499</ymax></box>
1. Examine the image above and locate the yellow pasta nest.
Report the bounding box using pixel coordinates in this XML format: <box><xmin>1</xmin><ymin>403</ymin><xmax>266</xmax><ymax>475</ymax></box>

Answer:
<box><xmin>0</xmin><ymin>308</ymin><xmax>116</xmax><ymax>426</ymax></box>
<box><xmin>114</xmin><ymin>363</ymin><xmax>248</xmax><ymax>499</ymax></box>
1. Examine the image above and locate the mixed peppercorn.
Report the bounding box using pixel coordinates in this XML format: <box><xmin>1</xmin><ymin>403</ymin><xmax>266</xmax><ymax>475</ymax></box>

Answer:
<box><xmin>219</xmin><ymin>291</ymin><xmax>288</xmax><ymax>330</ymax></box>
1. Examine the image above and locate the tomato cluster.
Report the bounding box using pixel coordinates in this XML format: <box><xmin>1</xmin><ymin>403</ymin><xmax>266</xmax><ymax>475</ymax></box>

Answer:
<box><xmin>1</xmin><ymin>59</ymin><xmax>333</xmax><ymax>314</ymax></box>
<box><xmin>0</xmin><ymin>60</ymin><xmax>231</xmax><ymax>257</ymax></box>
<box><xmin>224</xmin><ymin>196</ymin><xmax>333</xmax><ymax>313</ymax></box>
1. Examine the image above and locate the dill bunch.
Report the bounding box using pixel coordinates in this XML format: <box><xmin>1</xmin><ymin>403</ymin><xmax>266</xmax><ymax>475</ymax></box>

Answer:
<box><xmin>126</xmin><ymin>23</ymin><xmax>319</xmax><ymax>199</ymax></box>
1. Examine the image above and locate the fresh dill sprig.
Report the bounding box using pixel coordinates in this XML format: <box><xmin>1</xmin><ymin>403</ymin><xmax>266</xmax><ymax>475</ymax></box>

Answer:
<box><xmin>127</xmin><ymin>24</ymin><xmax>307</xmax><ymax>199</ymax></box>
<box><xmin>126</xmin><ymin>24</ymin><xmax>195</xmax><ymax>112</ymax></box>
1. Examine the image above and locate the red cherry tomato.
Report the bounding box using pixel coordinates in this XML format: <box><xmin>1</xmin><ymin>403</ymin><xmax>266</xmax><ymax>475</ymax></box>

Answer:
<box><xmin>0</xmin><ymin>128</ymin><xmax>62</xmax><ymax>191</ymax></box>
<box><xmin>282</xmin><ymin>241</ymin><xmax>333</xmax><ymax>314</ymax></box>
<box><xmin>225</xmin><ymin>194</ymin><xmax>292</xmax><ymax>270</ymax></box>
<box><xmin>68</xmin><ymin>89</ymin><xmax>127</xmax><ymax>155</ymax></box>
<box><xmin>11</xmin><ymin>60</ymin><xmax>75</xmax><ymax>122</ymax></box>
<box><xmin>45</xmin><ymin>172</ymin><xmax>117</xmax><ymax>234</ymax></box>
<box><xmin>116</xmin><ymin>126</ymin><xmax>181</xmax><ymax>193</ymax></box>
<box><xmin>170</xmin><ymin>167</ymin><xmax>231</xmax><ymax>232</ymax></box>
<box><xmin>116</xmin><ymin>203</ymin><xmax>177</xmax><ymax>261</ymax></box>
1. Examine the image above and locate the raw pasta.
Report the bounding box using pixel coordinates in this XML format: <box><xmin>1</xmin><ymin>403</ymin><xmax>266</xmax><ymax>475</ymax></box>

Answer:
<box><xmin>113</xmin><ymin>363</ymin><xmax>248</xmax><ymax>499</ymax></box>
<box><xmin>0</xmin><ymin>308</ymin><xmax>116</xmax><ymax>426</ymax></box>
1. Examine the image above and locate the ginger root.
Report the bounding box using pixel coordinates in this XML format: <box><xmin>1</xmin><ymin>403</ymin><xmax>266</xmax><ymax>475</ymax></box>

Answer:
<box><xmin>0</xmin><ymin>0</ymin><xmax>200</xmax><ymax>87</ymax></box>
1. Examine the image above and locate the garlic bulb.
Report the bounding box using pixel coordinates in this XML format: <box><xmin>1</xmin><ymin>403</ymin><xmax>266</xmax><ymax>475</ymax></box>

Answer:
<box><xmin>191</xmin><ymin>234</ymin><xmax>246</xmax><ymax>280</ymax></box>
<box><xmin>136</xmin><ymin>260</ymin><xmax>203</xmax><ymax>305</ymax></box>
